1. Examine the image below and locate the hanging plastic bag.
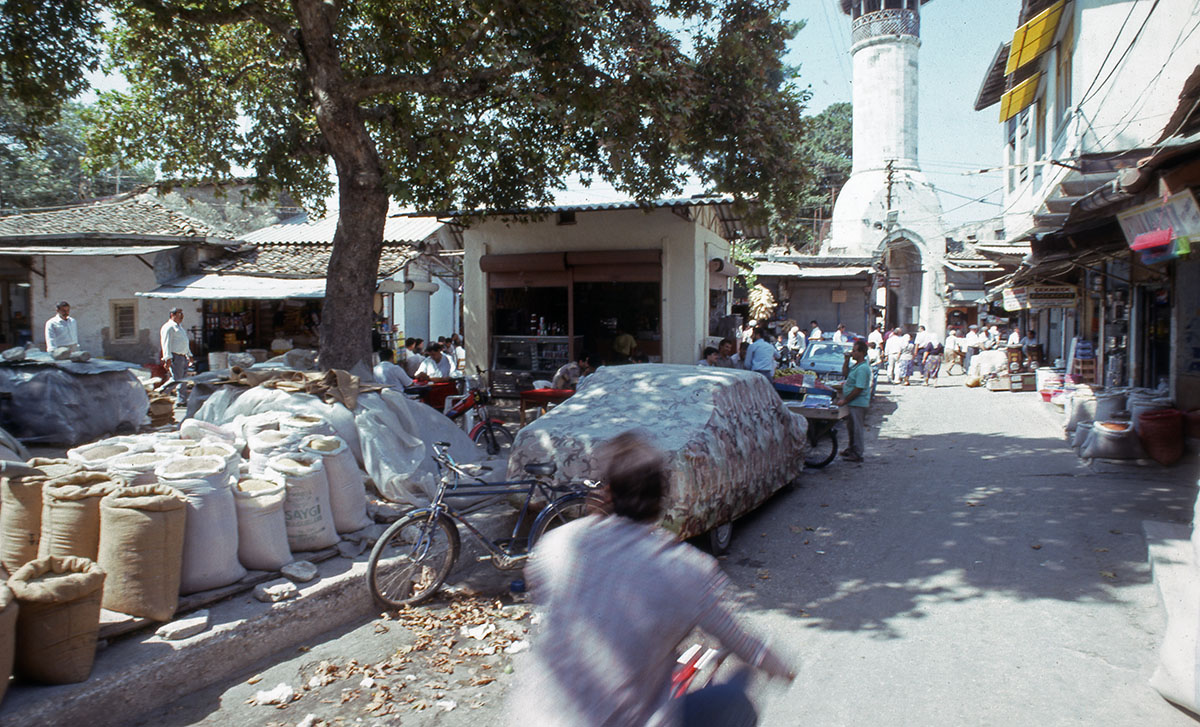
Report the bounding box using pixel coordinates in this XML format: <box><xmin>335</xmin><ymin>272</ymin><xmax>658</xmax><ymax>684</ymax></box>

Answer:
<box><xmin>300</xmin><ymin>435</ymin><xmax>371</xmax><ymax>533</ymax></box>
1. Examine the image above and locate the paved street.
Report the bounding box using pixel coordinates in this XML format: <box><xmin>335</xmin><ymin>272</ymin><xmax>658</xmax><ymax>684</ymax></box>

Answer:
<box><xmin>136</xmin><ymin>378</ymin><xmax>1196</xmax><ymax>727</ymax></box>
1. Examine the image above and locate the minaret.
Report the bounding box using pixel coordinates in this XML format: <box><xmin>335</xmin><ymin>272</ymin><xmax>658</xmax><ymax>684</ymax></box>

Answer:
<box><xmin>829</xmin><ymin>0</ymin><xmax>946</xmax><ymax>337</ymax></box>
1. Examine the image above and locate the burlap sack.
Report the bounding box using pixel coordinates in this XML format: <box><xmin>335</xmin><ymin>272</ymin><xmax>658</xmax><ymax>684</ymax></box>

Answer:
<box><xmin>0</xmin><ymin>459</ymin><xmax>82</xmax><ymax>573</ymax></box>
<box><xmin>0</xmin><ymin>582</ymin><xmax>17</xmax><ymax>706</ymax></box>
<box><xmin>38</xmin><ymin>472</ymin><xmax>126</xmax><ymax>561</ymax></box>
<box><xmin>9</xmin><ymin>555</ymin><xmax>105</xmax><ymax>684</ymax></box>
<box><xmin>98</xmin><ymin>485</ymin><xmax>187</xmax><ymax>620</ymax></box>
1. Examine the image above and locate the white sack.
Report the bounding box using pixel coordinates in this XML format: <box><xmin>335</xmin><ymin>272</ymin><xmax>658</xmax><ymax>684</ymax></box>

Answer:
<box><xmin>1071</xmin><ymin>422</ymin><xmax>1094</xmax><ymax>451</ymax></box>
<box><xmin>266</xmin><ymin>453</ymin><xmax>339</xmax><ymax>552</ymax></box>
<box><xmin>155</xmin><ymin>455</ymin><xmax>246</xmax><ymax>593</ymax></box>
<box><xmin>183</xmin><ymin>440</ymin><xmax>242</xmax><ymax>484</ymax></box>
<box><xmin>1093</xmin><ymin>391</ymin><xmax>1126</xmax><ymax>422</ymax></box>
<box><xmin>280</xmin><ymin>414</ymin><xmax>335</xmax><ymax>438</ymax></box>
<box><xmin>194</xmin><ymin>383</ymin><xmax>482</xmax><ymax>506</ymax></box>
<box><xmin>1080</xmin><ymin>421</ymin><xmax>1147</xmax><ymax>460</ymax></box>
<box><xmin>968</xmin><ymin>350</ymin><xmax>1009</xmax><ymax>378</ymax></box>
<box><xmin>248</xmin><ymin>430</ymin><xmax>303</xmax><ymax>476</ymax></box>
<box><xmin>233</xmin><ymin>478</ymin><xmax>292</xmax><ymax>571</ymax></box>
<box><xmin>68</xmin><ymin>436</ymin><xmax>154</xmax><ymax>472</ymax></box>
<box><xmin>300</xmin><ymin>435</ymin><xmax>371</xmax><ymax>533</ymax></box>
<box><xmin>108</xmin><ymin>451</ymin><xmax>175</xmax><ymax>486</ymax></box>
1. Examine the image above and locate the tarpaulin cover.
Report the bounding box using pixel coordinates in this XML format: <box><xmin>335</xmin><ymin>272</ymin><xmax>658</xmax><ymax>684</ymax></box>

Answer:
<box><xmin>193</xmin><ymin>383</ymin><xmax>481</xmax><ymax>505</ymax></box>
<box><xmin>506</xmin><ymin>364</ymin><xmax>808</xmax><ymax>540</ymax></box>
<box><xmin>0</xmin><ymin>353</ymin><xmax>148</xmax><ymax>446</ymax></box>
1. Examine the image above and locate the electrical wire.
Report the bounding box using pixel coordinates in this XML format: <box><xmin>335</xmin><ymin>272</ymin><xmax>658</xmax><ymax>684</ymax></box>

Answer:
<box><xmin>1075</xmin><ymin>0</ymin><xmax>1143</xmax><ymax>108</ymax></box>
<box><xmin>818</xmin><ymin>0</ymin><xmax>853</xmax><ymax>91</ymax></box>
<box><xmin>1077</xmin><ymin>0</ymin><xmax>1161</xmax><ymax>109</ymax></box>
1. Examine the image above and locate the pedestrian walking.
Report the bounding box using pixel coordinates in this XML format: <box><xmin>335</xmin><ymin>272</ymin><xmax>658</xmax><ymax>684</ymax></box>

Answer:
<box><xmin>44</xmin><ymin>300</ymin><xmax>78</xmax><ymax>351</ymax></box>
<box><xmin>884</xmin><ymin>328</ymin><xmax>905</xmax><ymax>382</ymax></box>
<box><xmin>159</xmin><ymin>307</ymin><xmax>194</xmax><ymax>406</ymax></box>
<box><xmin>923</xmin><ymin>342</ymin><xmax>943</xmax><ymax>386</ymax></box>
<box><xmin>837</xmin><ymin>340</ymin><xmax>871</xmax><ymax>462</ymax></box>
<box><xmin>963</xmin><ymin>324</ymin><xmax>982</xmax><ymax>373</ymax></box>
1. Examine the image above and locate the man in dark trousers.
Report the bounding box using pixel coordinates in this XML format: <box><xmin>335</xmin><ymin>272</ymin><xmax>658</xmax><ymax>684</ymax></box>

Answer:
<box><xmin>837</xmin><ymin>340</ymin><xmax>872</xmax><ymax>463</ymax></box>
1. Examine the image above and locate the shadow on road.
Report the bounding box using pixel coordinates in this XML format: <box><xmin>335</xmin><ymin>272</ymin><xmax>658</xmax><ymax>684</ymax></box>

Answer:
<box><xmin>724</xmin><ymin>422</ymin><xmax>1196</xmax><ymax>640</ymax></box>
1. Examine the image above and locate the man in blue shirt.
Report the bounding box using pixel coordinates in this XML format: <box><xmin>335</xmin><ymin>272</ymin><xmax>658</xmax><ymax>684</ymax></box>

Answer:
<box><xmin>836</xmin><ymin>340</ymin><xmax>872</xmax><ymax>463</ymax></box>
<box><xmin>744</xmin><ymin>327</ymin><xmax>778</xmax><ymax>380</ymax></box>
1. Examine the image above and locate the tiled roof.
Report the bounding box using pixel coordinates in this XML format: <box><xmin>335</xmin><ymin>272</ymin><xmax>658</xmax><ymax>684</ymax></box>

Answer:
<box><xmin>201</xmin><ymin>242</ymin><xmax>420</xmax><ymax>278</ymax></box>
<box><xmin>0</xmin><ymin>195</ymin><xmax>220</xmax><ymax>240</ymax></box>
<box><xmin>239</xmin><ymin>211</ymin><xmax>444</xmax><ymax>245</ymax></box>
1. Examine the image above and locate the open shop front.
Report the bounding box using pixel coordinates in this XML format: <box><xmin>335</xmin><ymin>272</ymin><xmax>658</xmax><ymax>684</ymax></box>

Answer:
<box><xmin>482</xmin><ymin>251</ymin><xmax>663</xmax><ymax>395</ymax></box>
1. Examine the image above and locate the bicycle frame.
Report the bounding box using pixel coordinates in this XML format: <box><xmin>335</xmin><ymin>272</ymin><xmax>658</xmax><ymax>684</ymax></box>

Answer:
<box><xmin>425</xmin><ymin>445</ymin><xmax>572</xmax><ymax>566</ymax></box>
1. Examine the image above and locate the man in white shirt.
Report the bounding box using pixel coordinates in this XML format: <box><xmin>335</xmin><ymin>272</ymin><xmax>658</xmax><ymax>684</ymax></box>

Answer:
<box><xmin>809</xmin><ymin>320</ymin><xmax>823</xmax><ymax>341</ymax></box>
<box><xmin>786</xmin><ymin>324</ymin><xmax>805</xmax><ymax>366</ymax></box>
<box><xmin>913</xmin><ymin>325</ymin><xmax>930</xmax><ymax>349</ymax></box>
<box><xmin>1007</xmin><ymin>326</ymin><xmax>1021</xmax><ymax>347</ymax></box>
<box><xmin>44</xmin><ymin>301</ymin><xmax>78</xmax><ymax>351</ymax></box>
<box><xmin>867</xmin><ymin>324</ymin><xmax>884</xmax><ymax>349</ymax></box>
<box><xmin>884</xmin><ymin>327</ymin><xmax>905</xmax><ymax>383</ymax></box>
<box><xmin>963</xmin><ymin>324</ymin><xmax>982</xmax><ymax>372</ymax></box>
<box><xmin>373</xmin><ymin>349</ymin><xmax>414</xmax><ymax>389</ymax></box>
<box><xmin>552</xmin><ymin>353</ymin><xmax>592</xmax><ymax>389</ymax></box>
<box><xmin>832</xmin><ymin>324</ymin><xmax>848</xmax><ymax>343</ymax></box>
<box><xmin>415</xmin><ymin>343</ymin><xmax>455</xmax><ymax>382</ymax></box>
<box><xmin>404</xmin><ymin>339</ymin><xmax>427</xmax><ymax>377</ymax></box>
<box><xmin>159</xmin><ymin>307</ymin><xmax>194</xmax><ymax>405</ymax></box>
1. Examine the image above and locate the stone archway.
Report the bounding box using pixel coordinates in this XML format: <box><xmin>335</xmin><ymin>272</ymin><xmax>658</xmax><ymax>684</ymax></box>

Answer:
<box><xmin>875</xmin><ymin>228</ymin><xmax>947</xmax><ymax>340</ymax></box>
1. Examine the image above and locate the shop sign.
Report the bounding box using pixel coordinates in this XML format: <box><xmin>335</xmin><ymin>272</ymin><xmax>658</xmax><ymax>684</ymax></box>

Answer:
<box><xmin>1001</xmin><ymin>285</ymin><xmax>1077</xmax><ymax>311</ymax></box>
<box><xmin>1117</xmin><ymin>190</ymin><xmax>1200</xmax><ymax>247</ymax></box>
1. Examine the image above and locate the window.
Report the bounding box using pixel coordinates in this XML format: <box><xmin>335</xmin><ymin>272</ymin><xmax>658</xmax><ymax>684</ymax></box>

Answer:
<box><xmin>110</xmin><ymin>300</ymin><xmax>137</xmax><ymax>341</ymax></box>
<box><xmin>1006</xmin><ymin>117</ymin><xmax>1018</xmax><ymax>192</ymax></box>
<box><xmin>1018</xmin><ymin>109</ymin><xmax>1030</xmax><ymax>183</ymax></box>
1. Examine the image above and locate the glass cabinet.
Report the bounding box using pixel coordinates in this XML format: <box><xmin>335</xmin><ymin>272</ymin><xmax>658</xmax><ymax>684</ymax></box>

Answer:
<box><xmin>491</xmin><ymin>336</ymin><xmax>582</xmax><ymax>396</ymax></box>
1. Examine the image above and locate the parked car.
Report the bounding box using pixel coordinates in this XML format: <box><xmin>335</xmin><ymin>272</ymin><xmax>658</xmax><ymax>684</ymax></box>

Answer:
<box><xmin>506</xmin><ymin>364</ymin><xmax>808</xmax><ymax>553</ymax></box>
<box><xmin>797</xmin><ymin>340</ymin><xmax>877</xmax><ymax>401</ymax></box>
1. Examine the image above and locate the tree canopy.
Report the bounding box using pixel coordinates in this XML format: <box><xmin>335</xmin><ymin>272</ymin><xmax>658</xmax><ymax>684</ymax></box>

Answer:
<box><xmin>0</xmin><ymin>0</ymin><xmax>816</xmax><ymax>368</ymax></box>
<box><xmin>0</xmin><ymin>98</ymin><xmax>155</xmax><ymax>211</ymax></box>
<box><xmin>794</xmin><ymin>101</ymin><xmax>851</xmax><ymax>250</ymax></box>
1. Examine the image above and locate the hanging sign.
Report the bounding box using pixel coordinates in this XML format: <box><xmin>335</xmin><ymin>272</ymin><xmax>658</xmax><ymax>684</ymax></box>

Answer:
<box><xmin>1117</xmin><ymin>190</ymin><xmax>1200</xmax><ymax>247</ymax></box>
<box><xmin>1001</xmin><ymin>285</ymin><xmax>1078</xmax><ymax>311</ymax></box>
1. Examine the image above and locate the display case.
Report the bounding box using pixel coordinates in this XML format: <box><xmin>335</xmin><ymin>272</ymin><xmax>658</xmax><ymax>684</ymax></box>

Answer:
<box><xmin>491</xmin><ymin>335</ymin><xmax>582</xmax><ymax>396</ymax></box>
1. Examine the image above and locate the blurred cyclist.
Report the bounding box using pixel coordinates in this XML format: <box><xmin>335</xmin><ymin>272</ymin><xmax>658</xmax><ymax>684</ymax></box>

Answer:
<box><xmin>508</xmin><ymin>431</ymin><xmax>795</xmax><ymax>727</ymax></box>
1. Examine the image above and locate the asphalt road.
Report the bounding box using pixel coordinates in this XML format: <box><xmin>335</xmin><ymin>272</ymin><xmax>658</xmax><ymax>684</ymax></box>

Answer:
<box><xmin>136</xmin><ymin>378</ymin><xmax>1197</xmax><ymax>727</ymax></box>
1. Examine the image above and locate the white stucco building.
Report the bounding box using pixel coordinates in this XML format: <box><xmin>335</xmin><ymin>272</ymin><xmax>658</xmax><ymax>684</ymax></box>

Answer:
<box><xmin>829</xmin><ymin>0</ymin><xmax>948</xmax><ymax>338</ymax></box>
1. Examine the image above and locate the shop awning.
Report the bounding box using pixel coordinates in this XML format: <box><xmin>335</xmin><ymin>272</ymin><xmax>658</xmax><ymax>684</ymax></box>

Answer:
<box><xmin>752</xmin><ymin>262</ymin><xmax>872</xmax><ymax>278</ymax></box>
<box><xmin>139</xmin><ymin>274</ymin><xmax>326</xmax><ymax>300</ymax></box>
<box><xmin>1005</xmin><ymin>0</ymin><xmax>1067</xmax><ymax>75</ymax></box>
<box><xmin>999</xmin><ymin>72</ymin><xmax>1042</xmax><ymax>122</ymax></box>
<box><xmin>948</xmin><ymin>289</ymin><xmax>989</xmax><ymax>303</ymax></box>
<box><xmin>0</xmin><ymin>245</ymin><xmax>178</xmax><ymax>256</ymax></box>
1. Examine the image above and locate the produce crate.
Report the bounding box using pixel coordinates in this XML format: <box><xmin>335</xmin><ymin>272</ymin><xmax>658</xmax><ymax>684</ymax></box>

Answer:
<box><xmin>1011</xmin><ymin>372</ymin><xmax>1037</xmax><ymax>392</ymax></box>
<box><xmin>987</xmin><ymin>375</ymin><xmax>1011</xmax><ymax>391</ymax></box>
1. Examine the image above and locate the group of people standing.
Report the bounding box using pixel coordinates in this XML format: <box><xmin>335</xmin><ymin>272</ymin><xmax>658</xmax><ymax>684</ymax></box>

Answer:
<box><xmin>945</xmin><ymin>323</ymin><xmax>1038</xmax><ymax>373</ymax></box>
<box><xmin>869</xmin><ymin>324</ymin><xmax>944</xmax><ymax>387</ymax></box>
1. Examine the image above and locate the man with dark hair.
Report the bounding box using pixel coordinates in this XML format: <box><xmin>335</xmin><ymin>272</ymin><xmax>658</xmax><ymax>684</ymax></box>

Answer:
<box><xmin>744</xmin><ymin>327</ymin><xmax>778</xmax><ymax>380</ymax></box>
<box><xmin>511</xmin><ymin>431</ymin><xmax>794</xmax><ymax>726</ymax></box>
<box><xmin>714</xmin><ymin>338</ymin><xmax>738</xmax><ymax>368</ymax></box>
<box><xmin>837</xmin><ymin>340</ymin><xmax>872</xmax><ymax>463</ymax></box>
<box><xmin>373</xmin><ymin>348</ymin><xmax>413</xmax><ymax>388</ymax></box>
<box><xmin>44</xmin><ymin>300</ymin><xmax>78</xmax><ymax>351</ymax></box>
<box><xmin>414</xmin><ymin>342</ymin><xmax>454</xmax><ymax>381</ymax></box>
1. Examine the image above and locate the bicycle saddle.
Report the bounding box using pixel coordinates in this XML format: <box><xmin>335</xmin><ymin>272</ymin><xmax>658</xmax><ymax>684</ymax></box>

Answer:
<box><xmin>524</xmin><ymin>462</ymin><xmax>557</xmax><ymax>476</ymax></box>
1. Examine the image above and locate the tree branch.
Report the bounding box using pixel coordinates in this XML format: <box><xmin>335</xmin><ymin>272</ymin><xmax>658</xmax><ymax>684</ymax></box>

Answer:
<box><xmin>125</xmin><ymin>0</ymin><xmax>296</xmax><ymax>42</ymax></box>
<box><xmin>349</xmin><ymin>62</ymin><xmax>534</xmax><ymax>102</ymax></box>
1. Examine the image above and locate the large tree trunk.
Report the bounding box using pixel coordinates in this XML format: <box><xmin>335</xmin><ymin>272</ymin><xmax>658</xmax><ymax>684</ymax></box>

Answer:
<box><xmin>295</xmin><ymin>0</ymin><xmax>387</xmax><ymax>371</ymax></box>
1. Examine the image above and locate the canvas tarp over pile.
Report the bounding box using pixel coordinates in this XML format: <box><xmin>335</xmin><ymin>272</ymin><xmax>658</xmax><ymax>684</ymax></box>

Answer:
<box><xmin>507</xmin><ymin>364</ymin><xmax>808</xmax><ymax>540</ymax></box>
<box><xmin>0</xmin><ymin>352</ymin><xmax>148</xmax><ymax>446</ymax></box>
<box><xmin>193</xmin><ymin>383</ymin><xmax>482</xmax><ymax>505</ymax></box>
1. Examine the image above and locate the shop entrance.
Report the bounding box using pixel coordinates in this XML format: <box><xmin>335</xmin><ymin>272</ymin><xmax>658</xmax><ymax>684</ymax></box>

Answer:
<box><xmin>573</xmin><ymin>281</ymin><xmax>661</xmax><ymax>363</ymax></box>
<box><xmin>1138</xmin><ymin>286</ymin><xmax>1171</xmax><ymax>388</ymax></box>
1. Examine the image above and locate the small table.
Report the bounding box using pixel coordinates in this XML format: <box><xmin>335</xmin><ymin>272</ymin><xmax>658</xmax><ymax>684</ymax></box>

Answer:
<box><xmin>519</xmin><ymin>388</ymin><xmax>574</xmax><ymax>425</ymax></box>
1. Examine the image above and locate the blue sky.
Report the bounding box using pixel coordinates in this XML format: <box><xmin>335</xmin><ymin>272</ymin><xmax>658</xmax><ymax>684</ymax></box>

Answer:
<box><xmin>786</xmin><ymin>0</ymin><xmax>1024</xmax><ymax>226</ymax></box>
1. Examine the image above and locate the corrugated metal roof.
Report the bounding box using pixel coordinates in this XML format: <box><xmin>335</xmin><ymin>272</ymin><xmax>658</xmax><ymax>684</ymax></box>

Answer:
<box><xmin>0</xmin><ymin>245</ymin><xmax>178</xmax><ymax>256</ymax></box>
<box><xmin>239</xmin><ymin>211</ymin><xmax>443</xmax><ymax>244</ymax></box>
<box><xmin>139</xmin><ymin>274</ymin><xmax>326</xmax><ymax>300</ymax></box>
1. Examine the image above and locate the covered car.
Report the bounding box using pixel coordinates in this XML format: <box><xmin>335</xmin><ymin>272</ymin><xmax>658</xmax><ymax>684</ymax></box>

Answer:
<box><xmin>506</xmin><ymin>364</ymin><xmax>807</xmax><ymax>542</ymax></box>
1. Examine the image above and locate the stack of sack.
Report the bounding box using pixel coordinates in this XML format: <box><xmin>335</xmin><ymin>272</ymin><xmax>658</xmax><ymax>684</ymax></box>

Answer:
<box><xmin>0</xmin><ymin>411</ymin><xmax>378</xmax><ymax>700</ymax></box>
<box><xmin>148</xmin><ymin>395</ymin><xmax>175</xmax><ymax>427</ymax></box>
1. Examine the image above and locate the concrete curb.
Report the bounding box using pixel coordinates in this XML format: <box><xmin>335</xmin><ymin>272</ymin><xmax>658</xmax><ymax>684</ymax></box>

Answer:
<box><xmin>0</xmin><ymin>554</ymin><xmax>377</xmax><ymax>727</ymax></box>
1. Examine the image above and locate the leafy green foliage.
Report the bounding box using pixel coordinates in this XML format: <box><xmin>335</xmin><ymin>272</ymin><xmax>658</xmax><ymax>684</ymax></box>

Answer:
<box><xmin>791</xmin><ymin>101</ymin><xmax>852</xmax><ymax>250</ymax></box>
<box><xmin>0</xmin><ymin>97</ymin><xmax>154</xmax><ymax>210</ymax></box>
<box><xmin>0</xmin><ymin>0</ymin><xmax>819</xmax><ymax>366</ymax></box>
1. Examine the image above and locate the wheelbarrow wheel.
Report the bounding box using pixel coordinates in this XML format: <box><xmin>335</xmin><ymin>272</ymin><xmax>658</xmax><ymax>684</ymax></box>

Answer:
<box><xmin>805</xmin><ymin>428</ymin><xmax>838</xmax><ymax>469</ymax></box>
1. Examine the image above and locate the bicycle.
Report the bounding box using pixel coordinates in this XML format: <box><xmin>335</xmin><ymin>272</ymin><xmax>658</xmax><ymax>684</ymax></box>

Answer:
<box><xmin>367</xmin><ymin>441</ymin><xmax>606</xmax><ymax>607</ymax></box>
<box><xmin>443</xmin><ymin>367</ymin><xmax>513</xmax><ymax>456</ymax></box>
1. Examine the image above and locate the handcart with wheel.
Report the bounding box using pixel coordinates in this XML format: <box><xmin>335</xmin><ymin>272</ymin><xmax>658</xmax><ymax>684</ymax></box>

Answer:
<box><xmin>785</xmin><ymin>400</ymin><xmax>848</xmax><ymax>469</ymax></box>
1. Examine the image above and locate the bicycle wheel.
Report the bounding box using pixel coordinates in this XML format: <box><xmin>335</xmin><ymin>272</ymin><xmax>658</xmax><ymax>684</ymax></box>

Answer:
<box><xmin>529</xmin><ymin>493</ymin><xmax>607</xmax><ymax>547</ymax></box>
<box><xmin>804</xmin><ymin>428</ymin><xmax>838</xmax><ymax>469</ymax></box>
<box><xmin>367</xmin><ymin>511</ymin><xmax>460</xmax><ymax>608</ymax></box>
<box><xmin>470</xmin><ymin>419</ymin><xmax>515</xmax><ymax>456</ymax></box>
